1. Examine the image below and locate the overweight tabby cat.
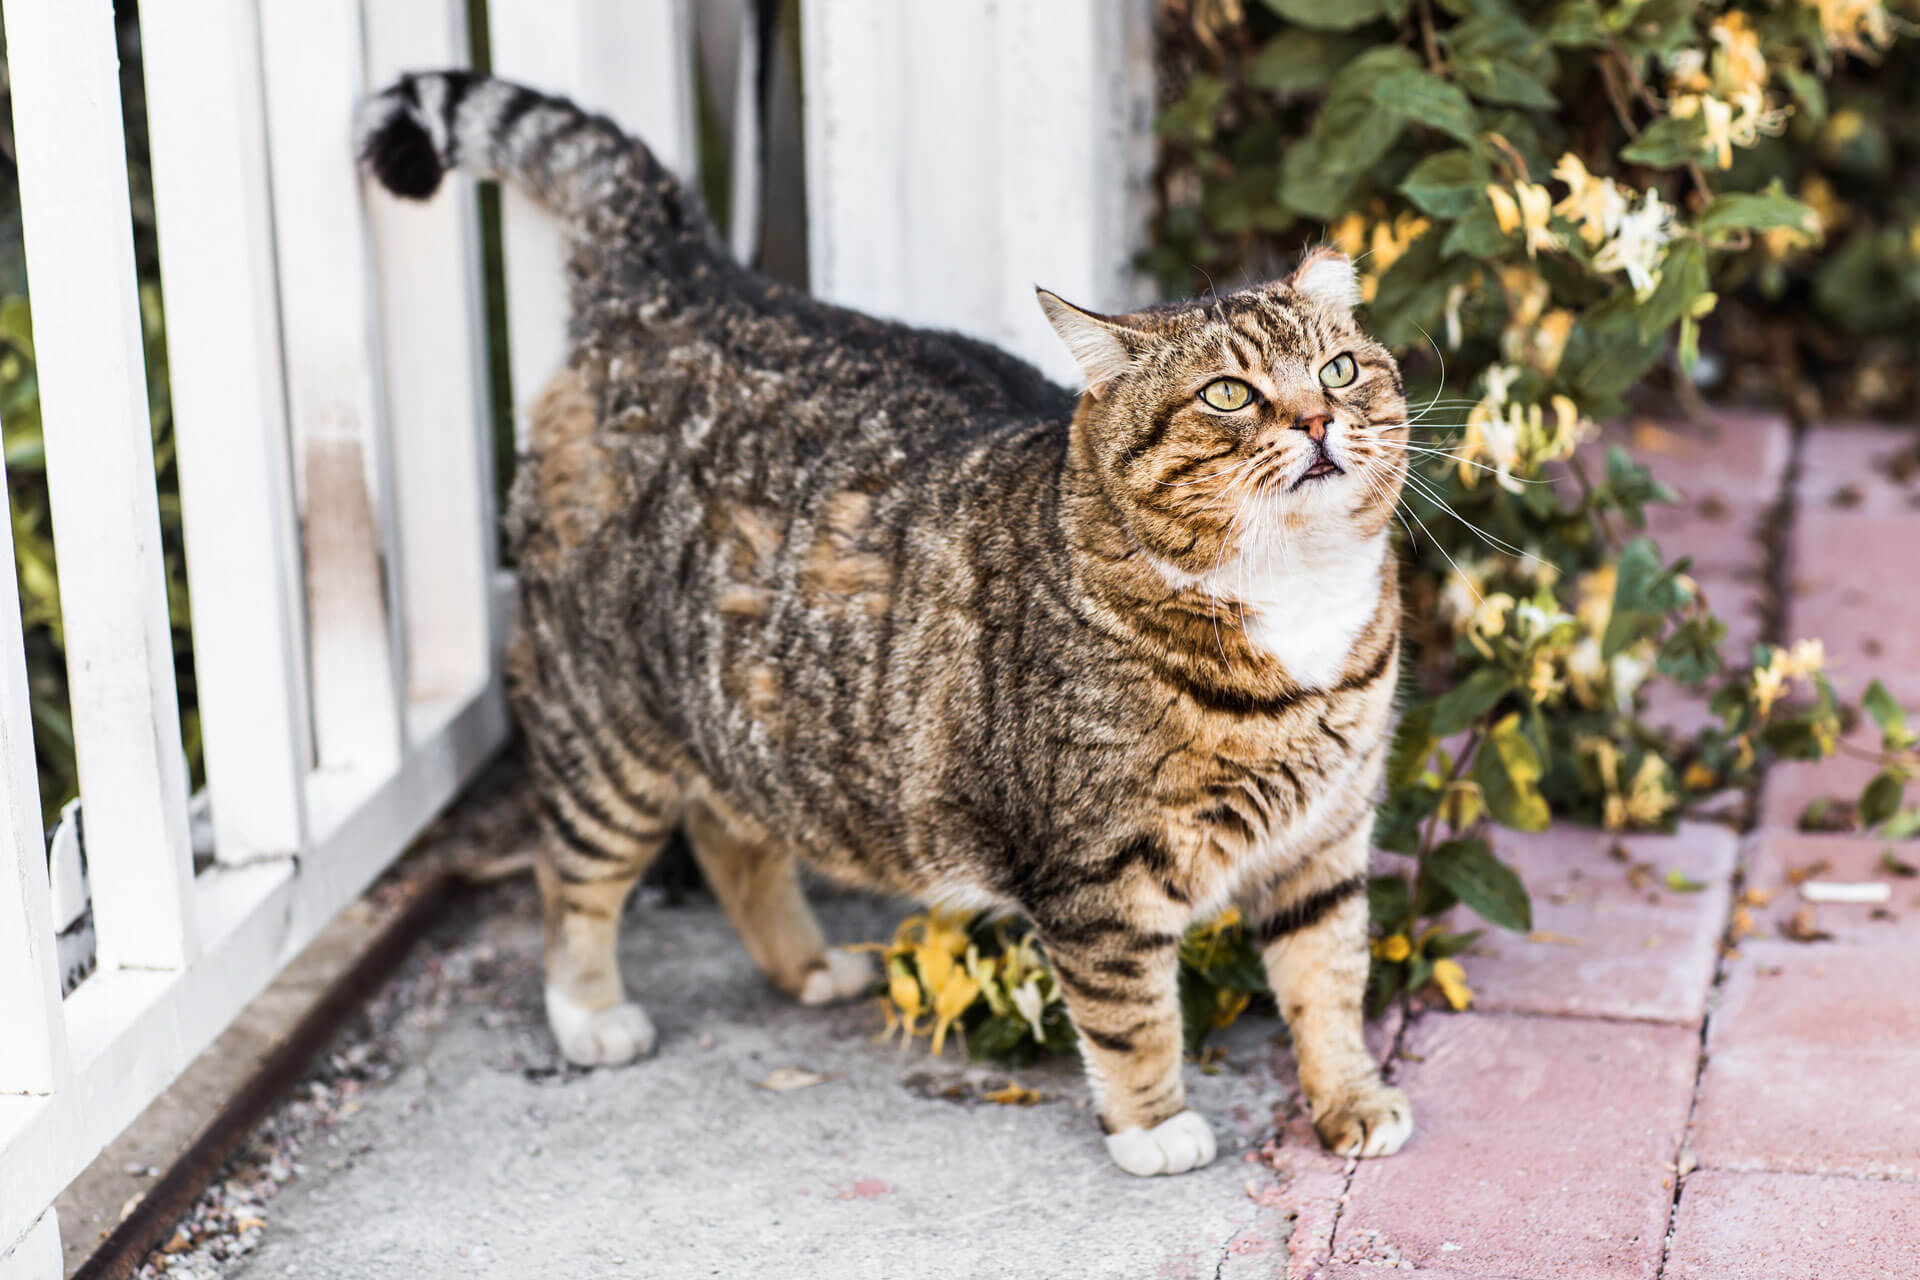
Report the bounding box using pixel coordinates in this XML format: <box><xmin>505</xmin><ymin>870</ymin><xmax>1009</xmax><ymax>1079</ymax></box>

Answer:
<box><xmin>358</xmin><ymin>72</ymin><xmax>1413</xmax><ymax>1176</ymax></box>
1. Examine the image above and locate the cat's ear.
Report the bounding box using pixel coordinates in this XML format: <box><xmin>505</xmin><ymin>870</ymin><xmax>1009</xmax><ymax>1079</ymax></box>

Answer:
<box><xmin>1036</xmin><ymin>288</ymin><xmax>1143</xmax><ymax>398</ymax></box>
<box><xmin>1288</xmin><ymin>247</ymin><xmax>1360</xmax><ymax>313</ymax></box>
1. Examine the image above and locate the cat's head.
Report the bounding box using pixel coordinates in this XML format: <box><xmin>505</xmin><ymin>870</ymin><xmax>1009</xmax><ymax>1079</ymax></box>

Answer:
<box><xmin>1040</xmin><ymin>249</ymin><xmax>1408</xmax><ymax>577</ymax></box>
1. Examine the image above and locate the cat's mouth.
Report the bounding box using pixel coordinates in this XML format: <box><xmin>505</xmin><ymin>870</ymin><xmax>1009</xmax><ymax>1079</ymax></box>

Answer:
<box><xmin>1291</xmin><ymin>450</ymin><xmax>1345</xmax><ymax>488</ymax></box>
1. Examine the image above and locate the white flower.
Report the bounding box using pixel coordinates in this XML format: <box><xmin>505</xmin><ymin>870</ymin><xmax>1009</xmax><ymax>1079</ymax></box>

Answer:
<box><xmin>1592</xmin><ymin>191</ymin><xmax>1676</xmax><ymax>297</ymax></box>
<box><xmin>1010</xmin><ymin>978</ymin><xmax>1048</xmax><ymax>1044</ymax></box>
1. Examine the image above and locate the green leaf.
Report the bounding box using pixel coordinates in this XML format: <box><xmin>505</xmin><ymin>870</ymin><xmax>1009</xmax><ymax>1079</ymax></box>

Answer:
<box><xmin>1431</xmin><ymin>667</ymin><xmax>1512</xmax><ymax>737</ymax></box>
<box><xmin>1370</xmin><ymin>68</ymin><xmax>1480</xmax><ymax>143</ymax></box>
<box><xmin>1453</xmin><ymin>56</ymin><xmax>1557</xmax><ymax>109</ymax></box>
<box><xmin>1157</xmin><ymin>74</ymin><xmax>1228</xmax><ymax>144</ymax></box>
<box><xmin>1863</xmin><ymin>680</ymin><xmax>1914</xmax><ymax>749</ymax></box>
<box><xmin>1388</xmin><ymin>701</ymin><xmax>1439</xmax><ymax>789</ymax></box>
<box><xmin>1475</xmin><ymin>713</ymin><xmax>1552</xmax><ymax>833</ymax></box>
<box><xmin>1398</xmin><ymin>148</ymin><xmax>1489</xmax><ymax>218</ymax></box>
<box><xmin>1544</xmin><ymin>0</ymin><xmax>1609</xmax><ymax>47</ymax></box>
<box><xmin>1663</xmin><ymin>868</ymin><xmax>1708</xmax><ymax>893</ymax></box>
<box><xmin>1860</xmin><ymin>771</ymin><xmax>1905</xmax><ymax>828</ymax></box>
<box><xmin>1248</xmin><ymin>32</ymin><xmax>1371</xmax><ymax>97</ymax></box>
<box><xmin>1441</xmin><ymin>199</ymin><xmax>1510</xmax><ymax>258</ymax></box>
<box><xmin>1637</xmin><ymin>238</ymin><xmax>1710</xmax><ymax>342</ymax></box>
<box><xmin>1425</xmin><ymin>836</ymin><xmax>1533</xmax><ymax>932</ymax></box>
<box><xmin>1258</xmin><ymin>0</ymin><xmax>1389</xmax><ymax>30</ymax></box>
<box><xmin>1620</xmin><ymin>115</ymin><xmax>1707</xmax><ymax>168</ymax></box>
<box><xmin>1368</xmin><ymin>874</ymin><xmax>1412</xmax><ymax>927</ymax></box>
<box><xmin>1697</xmin><ymin>189</ymin><xmax>1819</xmax><ymax>240</ymax></box>
<box><xmin>1604</xmin><ymin>537</ymin><xmax>1692</xmax><ymax>658</ymax></box>
<box><xmin>1278</xmin><ymin>139</ymin><xmax>1360</xmax><ymax>219</ymax></box>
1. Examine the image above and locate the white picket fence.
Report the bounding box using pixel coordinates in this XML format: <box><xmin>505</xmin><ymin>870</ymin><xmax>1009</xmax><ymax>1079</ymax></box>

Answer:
<box><xmin>0</xmin><ymin>1</ymin><xmax>1152</xmax><ymax>1271</ymax></box>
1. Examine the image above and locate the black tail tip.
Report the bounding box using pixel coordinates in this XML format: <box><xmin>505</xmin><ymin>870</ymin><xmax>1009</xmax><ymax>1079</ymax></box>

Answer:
<box><xmin>360</xmin><ymin>97</ymin><xmax>444</xmax><ymax>200</ymax></box>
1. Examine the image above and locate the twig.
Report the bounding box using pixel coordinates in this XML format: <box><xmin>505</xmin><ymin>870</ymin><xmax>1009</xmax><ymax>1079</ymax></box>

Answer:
<box><xmin>1418</xmin><ymin>0</ymin><xmax>1444</xmax><ymax>73</ymax></box>
<box><xmin>1566</xmin><ymin>454</ymin><xmax>1624</xmax><ymax>551</ymax></box>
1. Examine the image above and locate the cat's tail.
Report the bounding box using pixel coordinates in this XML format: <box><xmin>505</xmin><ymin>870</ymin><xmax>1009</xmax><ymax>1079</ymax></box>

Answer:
<box><xmin>355</xmin><ymin>71</ymin><xmax>672</xmax><ymax>226</ymax></box>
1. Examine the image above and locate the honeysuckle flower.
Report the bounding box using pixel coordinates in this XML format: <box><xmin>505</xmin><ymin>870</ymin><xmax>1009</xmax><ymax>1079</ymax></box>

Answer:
<box><xmin>1711</xmin><ymin>12</ymin><xmax>1769</xmax><ymax>94</ymax></box>
<box><xmin>1552</xmin><ymin>153</ymin><xmax>1629</xmax><ymax>249</ymax></box>
<box><xmin>1807</xmin><ymin>0</ymin><xmax>1895</xmax><ymax>58</ymax></box>
<box><xmin>1592</xmin><ymin>190</ymin><xmax>1675</xmax><ymax>297</ymax></box>
<box><xmin>1487</xmin><ymin>181</ymin><xmax>1561</xmax><ymax>257</ymax></box>
<box><xmin>1009</xmin><ymin>978</ymin><xmax>1048</xmax><ymax>1044</ymax></box>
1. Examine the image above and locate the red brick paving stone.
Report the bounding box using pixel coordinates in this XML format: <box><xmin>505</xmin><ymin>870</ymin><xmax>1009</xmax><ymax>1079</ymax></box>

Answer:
<box><xmin>1758</xmin><ymin>724</ymin><xmax>1891</xmax><ymax>832</ymax></box>
<box><xmin>1785</xmin><ymin>511</ymin><xmax>1920</xmax><ymax>704</ymax></box>
<box><xmin>1743</xmin><ymin>831</ymin><xmax>1920</xmax><ymax>945</ymax></box>
<box><xmin>1692</xmin><ymin>938</ymin><xmax>1920</xmax><ymax>1178</ymax></box>
<box><xmin>1453</xmin><ymin>823</ymin><xmax>1735</xmax><ymax>1024</ymax></box>
<box><xmin>1593</xmin><ymin>412</ymin><xmax>1794</xmax><ymax>516</ymax></box>
<box><xmin>1794</xmin><ymin>422</ymin><xmax>1920</xmax><ymax>518</ymax></box>
<box><xmin>1665</xmin><ymin>1169</ymin><xmax>1920</xmax><ymax>1280</ymax></box>
<box><xmin>1266</xmin><ymin>1005</ymin><xmax>1408</xmax><ymax>1280</ymax></box>
<box><xmin>1327</xmin><ymin>1013</ymin><xmax>1697</xmax><ymax>1280</ymax></box>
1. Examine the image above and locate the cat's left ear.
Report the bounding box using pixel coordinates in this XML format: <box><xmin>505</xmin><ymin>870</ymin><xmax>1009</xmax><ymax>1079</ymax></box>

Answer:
<box><xmin>1287</xmin><ymin>247</ymin><xmax>1360</xmax><ymax>313</ymax></box>
<box><xmin>1036</xmin><ymin>288</ymin><xmax>1146</xmax><ymax>399</ymax></box>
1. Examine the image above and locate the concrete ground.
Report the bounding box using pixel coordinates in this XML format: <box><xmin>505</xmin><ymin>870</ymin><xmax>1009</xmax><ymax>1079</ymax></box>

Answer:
<box><xmin>104</xmin><ymin>416</ymin><xmax>1920</xmax><ymax>1280</ymax></box>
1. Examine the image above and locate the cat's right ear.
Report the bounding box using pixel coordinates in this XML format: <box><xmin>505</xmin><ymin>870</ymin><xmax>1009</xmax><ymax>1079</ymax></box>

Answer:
<box><xmin>1036</xmin><ymin>289</ymin><xmax>1143</xmax><ymax>399</ymax></box>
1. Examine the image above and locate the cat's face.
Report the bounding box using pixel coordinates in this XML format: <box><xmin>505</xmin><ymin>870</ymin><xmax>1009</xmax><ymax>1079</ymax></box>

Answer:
<box><xmin>1041</xmin><ymin>250</ymin><xmax>1408</xmax><ymax>577</ymax></box>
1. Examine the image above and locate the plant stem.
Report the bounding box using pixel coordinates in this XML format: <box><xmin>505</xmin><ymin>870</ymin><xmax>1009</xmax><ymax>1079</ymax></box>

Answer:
<box><xmin>1421</xmin><ymin>730</ymin><xmax>1483</xmax><ymax>858</ymax></box>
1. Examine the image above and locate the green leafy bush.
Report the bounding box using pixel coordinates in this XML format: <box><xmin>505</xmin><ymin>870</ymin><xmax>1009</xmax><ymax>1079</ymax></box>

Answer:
<box><xmin>878</xmin><ymin>0</ymin><xmax>1920</xmax><ymax>1058</ymax></box>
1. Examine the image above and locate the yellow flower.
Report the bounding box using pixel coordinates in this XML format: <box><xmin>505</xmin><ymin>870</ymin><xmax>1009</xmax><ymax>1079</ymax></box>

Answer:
<box><xmin>1432</xmin><ymin>958</ymin><xmax>1474</xmax><ymax>1011</ymax></box>
<box><xmin>1624</xmin><ymin>755</ymin><xmax>1676</xmax><ymax>827</ymax></box>
<box><xmin>1329</xmin><ymin>210</ymin><xmax>1368</xmax><ymax>260</ymax></box>
<box><xmin>1710</xmin><ymin>12</ymin><xmax>1768</xmax><ymax>95</ymax></box>
<box><xmin>1488</xmin><ymin>182</ymin><xmax>1561</xmax><ymax>257</ymax></box>
<box><xmin>1528</xmin><ymin>654</ymin><xmax>1566</xmax><ymax>706</ymax></box>
<box><xmin>1212</xmin><ymin>987</ymin><xmax>1253</xmax><ymax>1030</ymax></box>
<box><xmin>1683</xmin><ymin>760</ymin><xmax>1719</xmax><ymax>791</ymax></box>
<box><xmin>1374</xmin><ymin>933</ymin><xmax>1413</xmax><ymax>963</ymax></box>
<box><xmin>1551</xmin><ymin>154</ymin><xmax>1628</xmax><ymax>249</ymax></box>
<box><xmin>928</xmin><ymin>968</ymin><xmax>982</xmax><ymax>1056</ymax></box>
<box><xmin>1806</xmin><ymin>0</ymin><xmax>1895</xmax><ymax>58</ymax></box>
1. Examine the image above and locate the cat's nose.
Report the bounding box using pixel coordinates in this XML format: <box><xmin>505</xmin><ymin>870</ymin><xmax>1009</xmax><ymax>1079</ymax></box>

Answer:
<box><xmin>1293</xmin><ymin>410</ymin><xmax>1330</xmax><ymax>441</ymax></box>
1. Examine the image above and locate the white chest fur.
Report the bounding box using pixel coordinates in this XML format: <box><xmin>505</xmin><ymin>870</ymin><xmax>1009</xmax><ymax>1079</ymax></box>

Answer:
<box><xmin>1184</xmin><ymin>529</ymin><xmax>1387</xmax><ymax>689</ymax></box>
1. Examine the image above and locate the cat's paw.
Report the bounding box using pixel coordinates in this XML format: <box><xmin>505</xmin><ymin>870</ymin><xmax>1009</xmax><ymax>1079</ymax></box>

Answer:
<box><xmin>545</xmin><ymin>986</ymin><xmax>657</xmax><ymax>1066</ymax></box>
<box><xmin>799</xmin><ymin>947</ymin><xmax>878</xmax><ymax>1005</ymax></box>
<box><xmin>1104</xmin><ymin>1109</ymin><xmax>1218</xmax><ymax>1177</ymax></box>
<box><xmin>1313</xmin><ymin>1083</ymin><xmax>1413</xmax><ymax>1158</ymax></box>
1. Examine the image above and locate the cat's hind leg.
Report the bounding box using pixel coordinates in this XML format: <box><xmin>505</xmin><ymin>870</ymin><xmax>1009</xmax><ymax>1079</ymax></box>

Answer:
<box><xmin>683</xmin><ymin>794</ymin><xmax>876</xmax><ymax>1004</ymax></box>
<box><xmin>521</xmin><ymin>688</ymin><xmax>684</xmax><ymax>1065</ymax></box>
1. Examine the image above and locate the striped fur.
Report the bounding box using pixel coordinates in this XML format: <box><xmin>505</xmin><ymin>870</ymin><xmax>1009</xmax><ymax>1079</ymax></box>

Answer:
<box><xmin>361</xmin><ymin>76</ymin><xmax>1414</xmax><ymax>1173</ymax></box>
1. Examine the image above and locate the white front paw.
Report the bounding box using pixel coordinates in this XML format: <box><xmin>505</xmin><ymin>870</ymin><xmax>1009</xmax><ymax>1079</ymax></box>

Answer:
<box><xmin>799</xmin><ymin>947</ymin><xmax>878</xmax><ymax>1005</ymax></box>
<box><xmin>1104</xmin><ymin>1109</ymin><xmax>1218</xmax><ymax>1177</ymax></box>
<box><xmin>546</xmin><ymin>986</ymin><xmax>657</xmax><ymax>1066</ymax></box>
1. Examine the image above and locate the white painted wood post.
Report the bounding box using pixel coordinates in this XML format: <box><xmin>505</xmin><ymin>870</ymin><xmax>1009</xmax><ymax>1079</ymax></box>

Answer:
<box><xmin>801</xmin><ymin>0</ymin><xmax>1156</xmax><ymax>384</ymax></box>
<box><xmin>0</xmin><ymin>443</ymin><xmax>68</xmax><ymax>1097</ymax></box>
<box><xmin>487</xmin><ymin>0</ymin><xmax>698</xmax><ymax>449</ymax></box>
<box><xmin>0</xmin><ymin>1209</ymin><xmax>61</xmax><ymax>1280</ymax></box>
<box><xmin>141</xmin><ymin>0</ymin><xmax>312</xmax><ymax>863</ymax></box>
<box><xmin>3</xmin><ymin>0</ymin><xmax>199</xmax><ymax>972</ymax></box>
<box><xmin>257</xmin><ymin>1</ymin><xmax>407</xmax><ymax>773</ymax></box>
<box><xmin>363</xmin><ymin>1</ymin><xmax>500</xmax><ymax>708</ymax></box>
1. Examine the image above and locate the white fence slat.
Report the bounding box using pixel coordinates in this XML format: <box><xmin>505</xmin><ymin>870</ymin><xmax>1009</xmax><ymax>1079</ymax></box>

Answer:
<box><xmin>802</xmin><ymin>0</ymin><xmax>1155</xmax><ymax>385</ymax></box>
<box><xmin>0</xmin><ymin>1207</ymin><xmax>60</xmax><ymax>1280</ymax></box>
<box><xmin>726</xmin><ymin>2</ymin><xmax>764</xmax><ymax>265</ymax></box>
<box><xmin>141</xmin><ymin>0</ymin><xmax>312</xmax><ymax>863</ymax></box>
<box><xmin>3</xmin><ymin>0</ymin><xmax>199</xmax><ymax>971</ymax></box>
<box><xmin>257</xmin><ymin>0</ymin><xmax>407</xmax><ymax>772</ymax></box>
<box><xmin>487</xmin><ymin>0</ymin><xmax>698</xmax><ymax>449</ymax></box>
<box><xmin>363</xmin><ymin>1</ymin><xmax>499</xmax><ymax>705</ymax></box>
<box><xmin>0</xmin><ymin>446</ymin><xmax>67</xmax><ymax>1097</ymax></box>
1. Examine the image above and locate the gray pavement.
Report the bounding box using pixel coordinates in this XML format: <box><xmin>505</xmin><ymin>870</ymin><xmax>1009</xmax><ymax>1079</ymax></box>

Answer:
<box><xmin>222</xmin><ymin>880</ymin><xmax>1315</xmax><ymax>1280</ymax></box>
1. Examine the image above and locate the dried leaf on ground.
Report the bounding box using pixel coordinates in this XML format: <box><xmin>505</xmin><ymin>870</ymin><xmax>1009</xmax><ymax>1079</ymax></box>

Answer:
<box><xmin>1782</xmin><ymin>906</ymin><xmax>1834</xmax><ymax>943</ymax></box>
<box><xmin>757</xmin><ymin>1067</ymin><xmax>829</xmax><ymax>1092</ymax></box>
<box><xmin>1786</xmin><ymin>858</ymin><xmax>1834</xmax><ymax>886</ymax></box>
<box><xmin>983</xmin><ymin>1083</ymin><xmax>1042</xmax><ymax>1106</ymax></box>
<box><xmin>1881</xmin><ymin>849</ymin><xmax>1918</xmax><ymax>878</ymax></box>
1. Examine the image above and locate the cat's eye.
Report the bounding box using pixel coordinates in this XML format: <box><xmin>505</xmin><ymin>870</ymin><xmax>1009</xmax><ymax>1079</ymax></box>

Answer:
<box><xmin>1199</xmin><ymin>378</ymin><xmax>1254</xmax><ymax>411</ymax></box>
<box><xmin>1319</xmin><ymin>353</ymin><xmax>1358</xmax><ymax>388</ymax></box>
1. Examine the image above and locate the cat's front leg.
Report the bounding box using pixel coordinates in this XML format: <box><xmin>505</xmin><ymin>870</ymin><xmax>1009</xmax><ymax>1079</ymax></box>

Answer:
<box><xmin>1042</xmin><ymin>920</ymin><xmax>1217</xmax><ymax>1176</ymax></box>
<box><xmin>1248</xmin><ymin>814</ymin><xmax>1412</xmax><ymax>1158</ymax></box>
